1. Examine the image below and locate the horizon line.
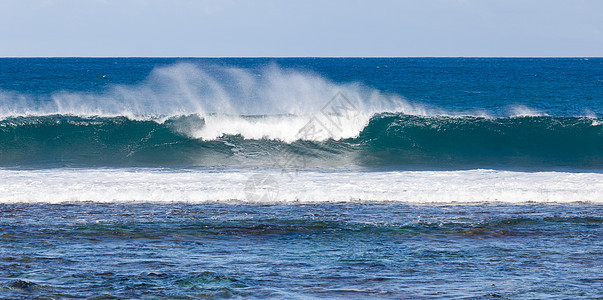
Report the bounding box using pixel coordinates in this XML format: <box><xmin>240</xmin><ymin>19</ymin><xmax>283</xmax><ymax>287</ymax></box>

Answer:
<box><xmin>0</xmin><ymin>56</ymin><xmax>601</xmax><ymax>59</ymax></box>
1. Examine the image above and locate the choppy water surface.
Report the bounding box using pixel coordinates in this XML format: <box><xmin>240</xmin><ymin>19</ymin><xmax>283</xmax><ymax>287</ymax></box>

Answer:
<box><xmin>1</xmin><ymin>203</ymin><xmax>601</xmax><ymax>299</ymax></box>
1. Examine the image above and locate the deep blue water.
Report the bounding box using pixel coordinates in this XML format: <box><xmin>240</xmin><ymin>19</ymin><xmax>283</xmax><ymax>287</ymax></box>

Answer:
<box><xmin>0</xmin><ymin>58</ymin><xmax>601</xmax><ymax>298</ymax></box>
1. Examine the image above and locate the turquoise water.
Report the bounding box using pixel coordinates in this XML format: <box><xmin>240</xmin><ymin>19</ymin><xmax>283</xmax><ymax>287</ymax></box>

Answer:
<box><xmin>0</xmin><ymin>114</ymin><xmax>600</xmax><ymax>170</ymax></box>
<box><xmin>0</xmin><ymin>58</ymin><xmax>601</xmax><ymax>298</ymax></box>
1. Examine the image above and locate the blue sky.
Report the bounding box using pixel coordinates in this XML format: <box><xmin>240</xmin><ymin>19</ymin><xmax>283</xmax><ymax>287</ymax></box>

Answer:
<box><xmin>1</xmin><ymin>0</ymin><xmax>602</xmax><ymax>57</ymax></box>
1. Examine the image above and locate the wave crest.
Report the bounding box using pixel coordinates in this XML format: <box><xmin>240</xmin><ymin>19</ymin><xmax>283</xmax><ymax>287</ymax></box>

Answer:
<box><xmin>0</xmin><ymin>63</ymin><xmax>417</xmax><ymax>120</ymax></box>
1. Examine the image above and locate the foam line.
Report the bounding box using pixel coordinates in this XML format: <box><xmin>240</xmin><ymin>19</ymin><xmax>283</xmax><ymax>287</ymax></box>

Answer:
<box><xmin>0</xmin><ymin>168</ymin><xmax>600</xmax><ymax>204</ymax></box>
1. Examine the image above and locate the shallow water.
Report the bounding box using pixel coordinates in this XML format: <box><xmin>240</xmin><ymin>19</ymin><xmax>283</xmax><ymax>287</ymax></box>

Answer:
<box><xmin>1</xmin><ymin>203</ymin><xmax>601</xmax><ymax>298</ymax></box>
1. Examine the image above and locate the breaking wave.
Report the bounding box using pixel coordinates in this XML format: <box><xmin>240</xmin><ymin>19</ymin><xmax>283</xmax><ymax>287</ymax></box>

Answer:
<box><xmin>0</xmin><ymin>63</ymin><xmax>600</xmax><ymax>170</ymax></box>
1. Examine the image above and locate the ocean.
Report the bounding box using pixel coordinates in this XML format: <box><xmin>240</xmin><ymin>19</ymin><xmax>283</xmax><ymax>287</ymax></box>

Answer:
<box><xmin>0</xmin><ymin>58</ymin><xmax>601</xmax><ymax>298</ymax></box>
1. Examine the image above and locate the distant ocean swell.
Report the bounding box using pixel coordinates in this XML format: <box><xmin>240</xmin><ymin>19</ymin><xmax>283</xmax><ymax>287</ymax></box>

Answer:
<box><xmin>0</xmin><ymin>114</ymin><xmax>600</xmax><ymax>170</ymax></box>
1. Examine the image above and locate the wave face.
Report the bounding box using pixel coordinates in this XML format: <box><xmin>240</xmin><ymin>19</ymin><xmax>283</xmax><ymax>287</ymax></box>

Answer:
<box><xmin>358</xmin><ymin>114</ymin><xmax>602</xmax><ymax>170</ymax></box>
<box><xmin>0</xmin><ymin>114</ymin><xmax>600</xmax><ymax>170</ymax></box>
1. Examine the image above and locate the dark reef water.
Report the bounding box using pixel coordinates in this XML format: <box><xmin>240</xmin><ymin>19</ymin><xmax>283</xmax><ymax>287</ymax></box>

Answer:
<box><xmin>1</xmin><ymin>203</ymin><xmax>602</xmax><ymax>299</ymax></box>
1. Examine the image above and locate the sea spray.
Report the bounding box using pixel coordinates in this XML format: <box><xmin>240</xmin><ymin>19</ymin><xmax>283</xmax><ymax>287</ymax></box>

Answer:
<box><xmin>0</xmin><ymin>63</ymin><xmax>417</xmax><ymax>119</ymax></box>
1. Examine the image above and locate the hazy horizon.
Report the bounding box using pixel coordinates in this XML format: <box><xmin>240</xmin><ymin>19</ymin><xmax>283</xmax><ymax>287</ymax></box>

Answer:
<box><xmin>1</xmin><ymin>0</ymin><xmax>601</xmax><ymax>57</ymax></box>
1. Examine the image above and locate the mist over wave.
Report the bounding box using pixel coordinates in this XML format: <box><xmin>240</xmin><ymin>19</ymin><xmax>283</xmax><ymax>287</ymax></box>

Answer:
<box><xmin>0</xmin><ymin>63</ymin><xmax>413</xmax><ymax>133</ymax></box>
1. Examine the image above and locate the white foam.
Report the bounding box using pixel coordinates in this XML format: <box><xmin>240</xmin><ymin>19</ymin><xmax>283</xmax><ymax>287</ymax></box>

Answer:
<box><xmin>184</xmin><ymin>113</ymin><xmax>373</xmax><ymax>142</ymax></box>
<box><xmin>0</xmin><ymin>168</ymin><xmax>600</xmax><ymax>204</ymax></box>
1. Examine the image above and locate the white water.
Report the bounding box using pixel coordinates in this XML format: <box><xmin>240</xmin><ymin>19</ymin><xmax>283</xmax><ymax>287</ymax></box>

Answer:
<box><xmin>0</xmin><ymin>168</ymin><xmax>600</xmax><ymax>204</ymax></box>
